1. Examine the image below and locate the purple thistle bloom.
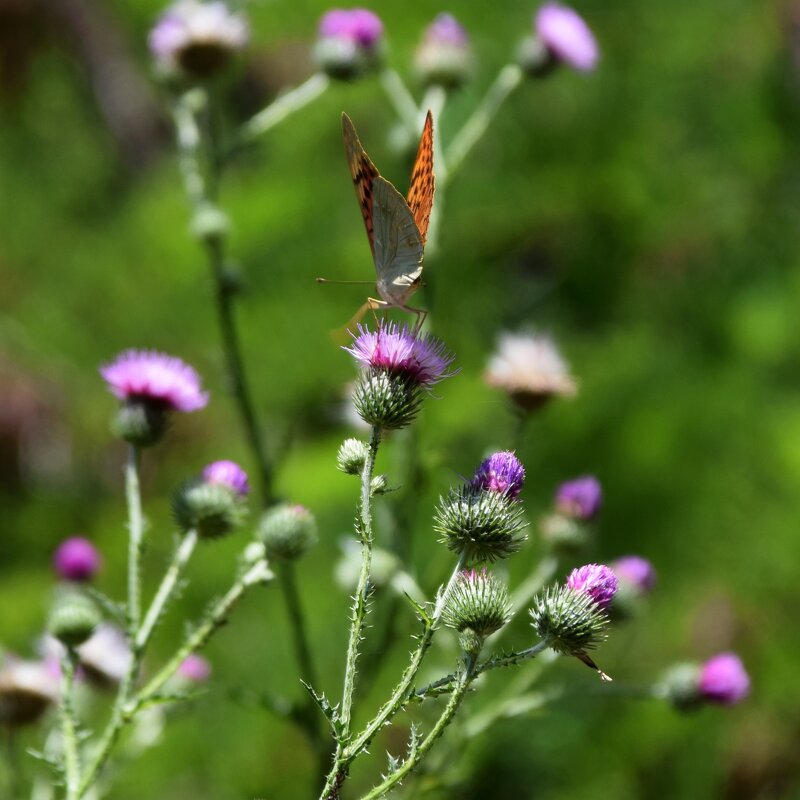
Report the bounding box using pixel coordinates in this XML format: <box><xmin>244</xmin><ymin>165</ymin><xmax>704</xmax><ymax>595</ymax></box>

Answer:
<box><xmin>471</xmin><ymin>451</ymin><xmax>526</xmax><ymax>500</ymax></box>
<box><xmin>345</xmin><ymin>322</ymin><xmax>455</xmax><ymax>387</ymax></box>
<box><xmin>53</xmin><ymin>537</ymin><xmax>101</xmax><ymax>582</ymax></box>
<box><xmin>535</xmin><ymin>3</ymin><xmax>598</xmax><ymax>72</ymax></box>
<box><xmin>425</xmin><ymin>13</ymin><xmax>469</xmax><ymax>47</ymax></box>
<box><xmin>202</xmin><ymin>460</ymin><xmax>250</xmax><ymax>496</ymax></box>
<box><xmin>566</xmin><ymin>563</ymin><xmax>618</xmax><ymax>610</ymax></box>
<box><xmin>613</xmin><ymin>555</ymin><xmax>656</xmax><ymax>594</ymax></box>
<box><xmin>698</xmin><ymin>653</ymin><xmax>750</xmax><ymax>705</ymax></box>
<box><xmin>100</xmin><ymin>350</ymin><xmax>208</xmax><ymax>413</ymax></box>
<box><xmin>555</xmin><ymin>475</ymin><xmax>602</xmax><ymax>520</ymax></box>
<box><xmin>319</xmin><ymin>8</ymin><xmax>383</xmax><ymax>48</ymax></box>
<box><xmin>177</xmin><ymin>654</ymin><xmax>211</xmax><ymax>683</ymax></box>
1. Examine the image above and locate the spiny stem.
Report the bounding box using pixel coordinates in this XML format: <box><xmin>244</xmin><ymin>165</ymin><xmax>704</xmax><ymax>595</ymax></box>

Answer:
<box><xmin>136</xmin><ymin>529</ymin><xmax>199</xmax><ymax>651</ymax></box>
<box><xmin>339</xmin><ymin>426</ymin><xmax>382</xmax><ymax>735</ymax></box>
<box><xmin>59</xmin><ymin>650</ymin><xmax>80</xmax><ymax>800</ymax></box>
<box><xmin>125</xmin><ymin>446</ymin><xmax>143</xmax><ymax>634</ymax></box>
<box><xmin>359</xmin><ymin>654</ymin><xmax>480</xmax><ymax>800</ymax></box>
<box><xmin>444</xmin><ymin>63</ymin><xmax>523</xmax><ymax>184</ymax></box>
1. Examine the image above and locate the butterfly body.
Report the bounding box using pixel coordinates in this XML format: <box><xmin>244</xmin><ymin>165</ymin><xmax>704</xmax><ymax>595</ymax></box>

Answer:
<box><xmin>341</xmin><ymin>112</ymin><xmax>434</xmax><ymax>329</ymax></box>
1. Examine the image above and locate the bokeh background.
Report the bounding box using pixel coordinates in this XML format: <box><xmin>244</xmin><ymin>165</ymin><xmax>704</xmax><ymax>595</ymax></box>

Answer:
<box><xmin>1</xmin><ymin>0</ymin><xmax>798</xmax><ymax>797</ymax></box>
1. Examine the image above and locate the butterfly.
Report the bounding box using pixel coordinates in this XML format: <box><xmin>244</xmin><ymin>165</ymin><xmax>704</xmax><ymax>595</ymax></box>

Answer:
<box><xmin>321</xmin><ymin>111</ymin><xmax>435</xmax><ymax>333</ymax></box>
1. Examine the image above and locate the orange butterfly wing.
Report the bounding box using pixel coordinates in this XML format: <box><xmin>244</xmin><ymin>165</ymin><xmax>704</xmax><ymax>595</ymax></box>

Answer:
<box><xmin>342</xmin><ymin>112</ymin><xmax>381</xmax><ymax>258</ymax></box>
<box><xmin>406</xmin><ymin>111</ymin><xmax>435</xmax><ymax>246</ymax></box>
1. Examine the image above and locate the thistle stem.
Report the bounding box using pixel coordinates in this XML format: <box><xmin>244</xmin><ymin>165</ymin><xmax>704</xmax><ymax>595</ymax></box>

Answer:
<box><xmin>359</xmin><ymin>655</ymin><xmax>480</xmax><ymax>800</ymax></box>
<box><xmin>59</xmin><ymin>650</ymin><xmax>81</xmax><ymax>800</ymax></box>
<box><xmin>125</xmin><ymin>446</ymin><xmax>143</xmax><ymax>634</ymax></box>
<box><xmin>136</xmin><ymin>530</ymin><xmax>199</xmax><ymax>651</ymax></box>
<box><xmin>444</xmin><ymin>63</ymin><xmax>523</xmax><ymax>184</ymax></box>
<box><xmin>380</xmin><ymin>69</ymin><xmax>421</xmax><ymax>136</ymax></box>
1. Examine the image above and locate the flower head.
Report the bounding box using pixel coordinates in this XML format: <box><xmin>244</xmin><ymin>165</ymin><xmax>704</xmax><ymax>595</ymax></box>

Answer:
<box><xmin>613</xmin><ymin>555</ymin><xmax>656</xmax><ymax>594</ymax></box>
<box><xmin>202</xmin><ymin>460</ymin><xmax>250</xmax><ymax>497</ymax></box>
<box><xmin>698</xmin><ymin>653</ymin><xmax>750</xmax><ymax>706</ymax></box>
<box><xmin>555</xmin><ymin>475</ymin><xmax>602</xmax><ymax>520</ymax></box>
<box><xmin>178</xmin><ymin>654</ymin><xmax>211</xmax><ymax>683</ymax></box>
<box><xmin>415</xmin><ymin>14</ymin><xmax>472</xmax><ymax>88</ymax></box>
<box><xmin>484</xmin><ymin>331</ymin><xmax>576</xmax><ymax>412</ymax></box>
<box><xmin>101</xmin><ymin>350</ymin><xmax>208</xmax><ymax>413</ymax></box>
<box><xmin>442</xmin><ymin>569</ymin><xmax>512</xmax><ymax>649</ymax></box>
<box><xmin>566</xmin><ymin>563</ymin><xmax>618</xmax><ymax>610</ymax></box>
<box><xmin>0</xmin><ymin>659</ymin><xmax>59</xmax><ymax>727</ymax></box>
<box><xmin>471</xmin><ymin>451</ymin><xmax>526</xmax><ymax>500</ymax></box>
<box><xmin>53</xmin><ymin>537</ymin><xmax>101</xmax><ymax>582</ymax></box>
<box><xmin>346</xmin><ymin>323</ymin><xmax>455</xmax><ymax>387</ymax></box>
<box><xmin>259</xmin><ymin>504</ymin><xmax>318</xmax><ymax>561</ymax></box>
<box><xmin>315</xmin><ymin>8</ymin><xmax>384</xmax><ymax>78</ymax></box>
<box><xmin>149</xmin><ymin>1</ymin><xmax>249</xmax><ymax>78</ymax></box>
<box><xmin>535</xmin><ymin>3</ymin><xmax>598</xmax><ymax>72</ymax></box>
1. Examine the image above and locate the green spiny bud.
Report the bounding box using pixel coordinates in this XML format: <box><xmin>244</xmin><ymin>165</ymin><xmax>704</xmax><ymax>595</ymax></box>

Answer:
<box><xmin>172</xmin><ymin>479</ymin><xmax>247</xmax><ymax>540</ymax></box>
<box><xmin>258</xmin><ymin>504</ymin><xmax>318</xmax><ymax>561</ymax></box>
<box><xmin>529</xmin><ymin>583</ymin><xmax>609</xmax><ymax>657</ymax></box>
<box><xmin>659</xmin><ymin>663</ymin><xmax>703</xmax><ymax>712</ymax></box>
<box><xmin>111</xmin><ymin>399</ymin><xmax>169</xmax><ymax>447</ymax></box>
<box><xmin>539</xmin><ymin>512</ymin><xmax>590</xmax><ymax>553</ymax></box>
<box><xmin>337</xmin><ymin>438</ymin><xmax>368</xmax><ymax>475</ymax></box>
<box><xmin>48</xmin><ymin>591</ymin><xmax>101</xmax><ymax>648</ymax></box>
<box><xmin>435</xmin><ymin>487</ymin><xmax>527</xmax><ymax>563</ymax></box>
<box><xmin>353</xmin><ymin>371</ymin><xmax>422</xmax><ymax>430</ymax></box>
<box><xmin>442</xmin><ymin>569</ymin><xmax>512</xmax><ymax>647</ymax></box>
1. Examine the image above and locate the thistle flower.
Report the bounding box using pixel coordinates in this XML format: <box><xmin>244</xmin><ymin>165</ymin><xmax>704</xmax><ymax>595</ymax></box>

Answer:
<box><xmin>698</xmin><ymin>653</ymin><xmax>750</xmax><ymax>706</ymax></box>
<box><xmin>414</xmin><ymin>14</ymin><xmax>473</xmax><ymax>89</ymax></box>
<box><xmin>470</xmin><ymin>451</ymin><xmax>526</xmax><ymax>500</ymax></box>
<box><xmin>314</xmin><ymin>8</ymin><xmax>385</xmax><ymax>79</ymax></box>
<box><xmin>529</xmin><ymin>3</ymin><xmax>598</xmax><ymax>74</ymax></box>
<box><xmin>100</xmin><ymin>350</ymin><xmax>208</xmax><ymax>446</ymax></box>
<box><xmin>149</xmin><ymin>0</ymin><xmax>249</xmax><ymax>79</ymax></box>
<box><xmin>612</xmin><ymin>555</ymin><xmax>656</xmax><ymax>595</ymax></box>
<box><xmin>259</xmin><ymin>504</ymin><xmax>318</xmax><ymax>561</ymax></box>
<box><xmin>442</xmin><ymin>569</ymin><xmax>511</xmax><ymax>645</ymax></box>
<box><xmin>202</xmin><ymin>459</ymin><xmax>250</xmax><ymax>496</ymax></box>
<box><xmin>555</xmin><ymin>475</ymin><xmax>602</xmax><ymax>520</ymax></box>
<box><xmin>0</xmin><ymin>659</ymin><xmax>59</xmax><ymax>727</ymax></box>
<box><xmin>346</xmin><ymin>323</ymin><xmax>455</xmax><ymax>430</ymax></box>
<box><xmin>566</xmin><ymin>563</ymin><xmax>618</xmax><ymax>610</ymax></box>
<box><xmin>53</xmin><ymin>537</ymin><xmax>101</xmax><ymax>582</ymax></box>
<box><xmin>173</xmin><ymin>460</ymin><xmax>249</xmax><ymax>540</ymax></box>
<box><xmin>484</xmin><ymin>331</ymin><xmax>576</xmax><ymax>413</ymax></box>
<box><xmin>435</xmin><ymin>486</ymin><xmax>527</xmax><ymax>563</ymax></box>
<box><xmin>177</xmin><ymin>654</ymin><xmax>211</xmax><ymax>683</ymax></box>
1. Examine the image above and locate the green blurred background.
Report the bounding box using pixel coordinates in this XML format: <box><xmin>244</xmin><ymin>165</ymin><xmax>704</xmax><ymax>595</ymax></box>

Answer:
<box><xmin>1</xmin><ymin>0</ymin><xmax>798</xmax><ymax>797</ymax></box>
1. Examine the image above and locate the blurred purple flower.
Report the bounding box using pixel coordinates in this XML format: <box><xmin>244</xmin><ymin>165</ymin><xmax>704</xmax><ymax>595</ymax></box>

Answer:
<box><xmin>613</xmin><ymin>555</ymin><xmax>656</xmax><ymax>594</ymax></box>
<box><xmin>100</xmin><ymin>350</ymin><xmax>208</xmax><ymax>413</ymax></box>
<box><xmin>698</xmin><ymin>653</ymin><xmax>750</xmax><ymax>705</ymax></box>
<box><xmin>202</xmin><ymin>460</ymin><xmax>250</xmax><ymax>496</ymax></box>
<box><xmin>319</xmin><ymin>8</ymin><xmax>383</xmax><ymax>48</ymax></box>
<box><xmin>471</xmin><ymin>451</ymin><xmax>526</xmax><ymax>500</ymax></box>
<box><xmin>535</xmin><ymin>3</ymin><xmax>598</xmax><ymax>72</ymax></box>
<box><xmin>178</xmin><ymin>653</ymin><xmax>211</xmax><ymax>683</ymax></box>
<box><xmin>555</xmin><ymin>475</ymin><xmax>602</xmax><ymax>520</ymax></box>
<box><xmin>345</xmin><ymin>323</ymin><xmax>455</xmax><ymax>387</ymax></box>
<box><xmin>53</xmin><ymin>537</ymin><xmax>101</xmax><ymax>582</ymax></box>
<box><xmin>424</xmin><ymin>13</ymin><xmax>468</xmax><ymax>46</ymax></box>
<box><xmin>566</xmin><ymin>563</ymin><xmax>618</xmax><ymax>610</ymax></box>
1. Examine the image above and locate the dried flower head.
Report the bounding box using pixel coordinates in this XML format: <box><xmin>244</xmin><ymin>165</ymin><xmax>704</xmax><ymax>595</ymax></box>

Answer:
<box><xmin>315</xmin><ymin>8</ymin><xmax>385</xmax><ymax>79</ymax></box>
<box><xmin>53</xmin><ymin>537</ymin><xmax>101</xmax><ymax>582</ymax></box>
<box><xmin>555</xmin><ymin>475</ymin><xmax>602</xmax><ymax>520</ymax></box>
<box><xmin>470</xmin><ymin>451</ymin><xmax>526</xmax><ymax>500</ymax></box>
<box><xmin>535</xmin><ymin>3</ymin><xmax>598</xmax><ymax>72</ymax></box>
<box><xmin>442</xmin><ymin>569</ymin><xmax>512</xmax><ymax>641</ymax></box>
<box><xmin>566</xmin><ymin>563</ymin><xmax>618</xmax><ymax>610</ymax></box>
<box><xmin>484</xmin><ymin>331</ymin><xmax>576</xmax><ymax>412</ymax></box>
<box><xmin>698</xmin><ymin>653</ymin><xmax>750</xmax><ymax>706</ymax></box>
<box><xmin>415</xmin><ymin>13</ymin><xmax>473</xmax><ymax>88</ymax></box>
<box><xmin>0</xmin><ymin>659</ymin><xmax>59</xmax><ymax>727</ymax></box>
<box><xmin>202</xmin><ymin>459</ymin><xmax>250</xmax><ymax>496</ymax></box>
<box><xmin>149</xmin><ymin>0</ymin><xmax>249</xmax><ymax>78</ymax></box>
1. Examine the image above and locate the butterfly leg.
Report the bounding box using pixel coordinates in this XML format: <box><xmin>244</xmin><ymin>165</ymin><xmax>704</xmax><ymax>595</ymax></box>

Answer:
<box><xmin>330</xmin><ymin>298</ymin><xmax>389</xmax><ymax>344</ymax></box>
<box><xmin>401</xmin><ymin>304</ymin><xmax>428</xmax><ymax>335</ymax></box>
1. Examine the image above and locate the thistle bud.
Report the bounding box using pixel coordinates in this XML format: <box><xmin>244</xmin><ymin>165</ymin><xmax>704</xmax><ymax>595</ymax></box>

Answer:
<box><xmin>0</xmin><ymin>660</ymin><xmax>59</xmax><ymax>727</ymax></box>
<box><xmin>172</xmin><ymin>460</ymin><xmax>249</xmax><ymax>540</ymax></box>
<box><xmin>539</xmin><ymin>512</ymin><xmax>589</xmax><ymax>552</ymax></box>
<box><xmin>258</xmin><ymin>504</ymin><xmax>318</xmax><ymax>562</ymax></box>
<box><xmin>48</xmin><ymin>591</ymin><xmax>101</xmax><ymax>648</ymax></box>
<box><xmin>435</xmin><ymin>485</ymin><xmax>527</xmax><ymax>563</ymax></box>
<box><xmin>414</xmin><ymin>14</ymin><xmax>473</xmax><ymax>89</ymax></box>
<box><xmin>111</xmin><ymin>399</ymin><xmax>171</xmax><ymax>447</ymax></box>
<box><xmin>352</xmin><ymin>370</ymin><xmax>422</xmax><ymax>430</ymax></box>
<box><xmin>314</xmin><ymin>8</ymin><xmax>385</xmax><ymax>80</ymax></box>
<box><xmin>337</xmin><ymin>438</ymin><xmax>368</xmax><ymax>475</ymax></box>
<box><xmin>442</xmin><ymin>569</ymin><xmax>511</xmax><ymax>653</ymax></box>
<box><xmin>370</xmin><ymin>473</ymin><xmax>389</xmax><ymax>495</ymax></box>
<box><xmin>660</xmin><ymin>663</ymin><xmax>703</xmax><ymax>711</ymax></box>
